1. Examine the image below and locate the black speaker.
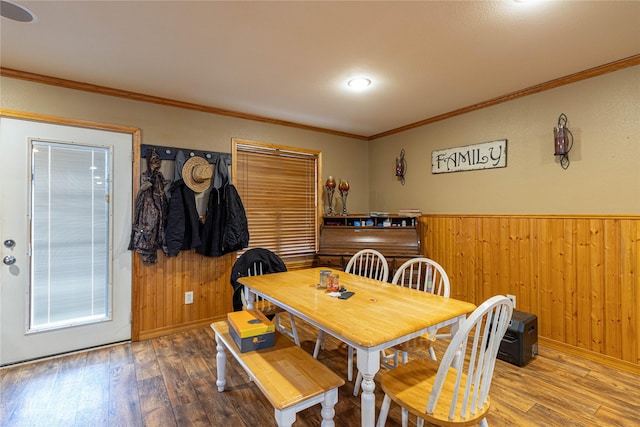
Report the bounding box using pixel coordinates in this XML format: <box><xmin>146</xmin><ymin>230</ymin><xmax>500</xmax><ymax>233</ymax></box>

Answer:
<box><xmin>497</xmin><ymin>309</ymin><xmax>538</xmax><ymax>367</ymax></box>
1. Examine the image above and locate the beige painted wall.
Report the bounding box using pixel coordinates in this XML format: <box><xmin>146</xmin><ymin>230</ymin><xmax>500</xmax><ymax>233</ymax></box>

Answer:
<box><xmin>0</xmin><ymin>77</ymin><xmax>370</xmax><ymax>214</ymax></box>
<box><xmin>369</xmin><ymin>65</ymin><xmax>640</xmax><ymax>215</ymax></box>
<box><xmin>2</xmin><ymin>65</ymin><xmax>638</xmax><ymax>216</ymax></box>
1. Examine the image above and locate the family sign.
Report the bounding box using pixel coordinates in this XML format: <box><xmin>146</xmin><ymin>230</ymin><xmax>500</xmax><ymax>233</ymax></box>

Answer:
<box><xmin>432</xmin><ymin>139</ymin><xmax>507</xmax><ymax>174</ymax></box>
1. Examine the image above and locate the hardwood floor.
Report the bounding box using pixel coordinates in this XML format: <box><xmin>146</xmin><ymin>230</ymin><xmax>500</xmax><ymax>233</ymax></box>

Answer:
<box><xmin>1</xmin><ymin>319</ymin><xmax>639</xmax><ymax>427</ymax></box>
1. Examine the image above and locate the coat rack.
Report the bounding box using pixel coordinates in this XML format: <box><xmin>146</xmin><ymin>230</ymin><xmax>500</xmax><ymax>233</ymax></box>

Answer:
<box><xmin>141</xmin><ymin>144</ymin><xmax>231</xmax><ymax>165</ymax></box>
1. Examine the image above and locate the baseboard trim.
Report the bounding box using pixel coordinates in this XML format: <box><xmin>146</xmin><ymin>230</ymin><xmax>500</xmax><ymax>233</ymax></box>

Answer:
<box><xmin>137</xmin><ymin>316</ymin><xmax>226</xmax><ymax>341</ymax></box>
<box><xmin>539</xmin><ymin>337</ymin><xmax>640</xmax><ymax>375</ymax></box>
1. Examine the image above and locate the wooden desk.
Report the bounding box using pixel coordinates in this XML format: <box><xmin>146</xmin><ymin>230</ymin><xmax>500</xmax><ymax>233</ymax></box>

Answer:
<box><xmin>317</xmin><ymin>214</ymin><xmax>420</xmax><ymax>278</ymax></box>
<box><xmin>238</xmin><ymin>267</ymin><xmax>476</xmax><ymax>427</ymax></box>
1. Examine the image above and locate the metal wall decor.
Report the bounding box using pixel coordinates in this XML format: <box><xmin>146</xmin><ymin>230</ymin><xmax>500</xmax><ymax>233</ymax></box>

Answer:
<box><xmin>553</xmin><ymin>113</ymin><xmax>573</xmax><ymax>170</ymax></box>
<box><xmin>396</xmin><ymin>148</ymin><xmax>407</xmax><ymax>185</ymax></box>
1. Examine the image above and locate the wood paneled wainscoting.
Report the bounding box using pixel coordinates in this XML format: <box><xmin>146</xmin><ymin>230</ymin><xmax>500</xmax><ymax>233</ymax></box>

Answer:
<box><xmin>132</xmin><ymin>250</ymin><xmax>314</xmax><ymax>341</ymax></box>
<box><xmin>419</xmin><ymin>214</ymin><xmax>640</xmax><ymax>375</ymax></box>
<box><xmin>132</xmin><ymin>250</ymin><xmax>236</xmax><ymax>341</ymax></box>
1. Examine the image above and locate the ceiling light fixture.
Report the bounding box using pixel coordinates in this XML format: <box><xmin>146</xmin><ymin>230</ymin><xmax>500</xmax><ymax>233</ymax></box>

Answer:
<box><xmin>0</xmin><ymin>0</ymin><xmax>35</xmax><ymax>22</ymax></box>
<box><xmin>347</xmin><ymin>77</ymin><xmax>372</xmax><ymax>89</ymax></box>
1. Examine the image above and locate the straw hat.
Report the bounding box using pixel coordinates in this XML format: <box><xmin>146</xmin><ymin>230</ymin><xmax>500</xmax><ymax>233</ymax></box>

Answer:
<box><xmin>182</xmin><ymin>156</ymin><xmax>212</xmax><ymax>193</ymax></box>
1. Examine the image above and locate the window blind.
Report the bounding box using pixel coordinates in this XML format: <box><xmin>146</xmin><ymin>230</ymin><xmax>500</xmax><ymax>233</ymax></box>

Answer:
<box><xmin>232</xmin><ymin>140</ymin><xmax>319</xmax><ymax>263</ymax></box>
<box><xmin>31</xmin><ymin>141</ymin><xmax>111</xmax><ymax>330</ymax></box>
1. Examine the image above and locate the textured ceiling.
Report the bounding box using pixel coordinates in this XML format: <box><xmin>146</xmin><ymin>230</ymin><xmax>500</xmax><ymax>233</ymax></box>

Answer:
<box><xmin>1</xmin><ymin>1</ymin><xmax>639</xmax><ymax>137</ymax></box>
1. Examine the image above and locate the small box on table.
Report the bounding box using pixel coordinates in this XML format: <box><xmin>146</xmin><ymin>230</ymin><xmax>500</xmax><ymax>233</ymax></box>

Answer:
<box><xmin>227</xmin><ymin>309</ymin><xmax>275</xmax><ymax>352</ymax></box>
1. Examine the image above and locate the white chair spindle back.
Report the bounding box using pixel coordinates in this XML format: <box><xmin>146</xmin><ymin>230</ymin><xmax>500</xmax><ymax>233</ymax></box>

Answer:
<box><xmin>345</xmin><ymin>249</ymin><xmax>389</xmax><ymax>282</ymax></box>
<box><xmin>392</xmin><ymin>258</ymin><xmax>450</xmax><ymax>298</ymax></box>
<box><xmin>427</xmin><ymin>296</ymin><xmax>512</xmax><ymax>421</ymax></box>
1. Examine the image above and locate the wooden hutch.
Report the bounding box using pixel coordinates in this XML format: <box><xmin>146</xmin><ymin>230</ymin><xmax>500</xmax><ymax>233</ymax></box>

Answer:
<box><xmin>317</xmin><ymin>214</ymin><xmax>421</xmax><ymax>280</ymax></box>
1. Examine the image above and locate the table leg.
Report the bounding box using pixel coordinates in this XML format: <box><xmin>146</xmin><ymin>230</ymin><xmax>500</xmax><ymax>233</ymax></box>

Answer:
<box><xmin>356</xmin><ymin>348</ymin><xmax>380</xmax><ymax>427</ymax></box>
<box><xmin>215</xmin><ymin>333</ymin><xmax>227</xmax><ymax>392</ymax></box>
<box><xmin>244</xmin><ymin>287</ymin><xmax>255</xmax><ymax>310</ymax></box>
<box><xmin>450</xmin><ymin>316</ymin><xmax>462</xmax><ymax>336</ymax></box>
<box><xmin>451</xmin><ymin>315</ymin><xmax>465</xmax><ymax>370</ymax></box>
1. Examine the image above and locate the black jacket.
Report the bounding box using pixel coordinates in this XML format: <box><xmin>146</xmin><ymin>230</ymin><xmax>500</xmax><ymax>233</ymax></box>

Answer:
<box><xmin>221</xmin><ymin>184</ymin><xmax>250</xmax><ymax>253</ymax></box>
<box><xmin>196</xmin><ymin>159</ymin><xmax>249</xmax><ymax>257</ymax></box>
<box><xmin>196</xmin><ymin>184</ymin><xmax>249</xmax><ymax>257</ymax></box>
<box><xmin>230</xmin><ymin>248</ymin><xmax>287</xmax><ymax>311</ymax></box>
<box><xmin>165</xmin><ymin>179</ymin><xmax>202</xmax><ymax>257</ymax></box>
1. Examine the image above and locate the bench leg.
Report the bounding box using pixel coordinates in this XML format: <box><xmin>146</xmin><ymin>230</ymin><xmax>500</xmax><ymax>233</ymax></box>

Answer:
<box><xmin>320</xmin><ymin>388</ymin><xmax>338</xmax><ymax>427</ymax></box>
<box><xmin>274</xmin><ymin>387</ymin><xmax>338</xmax><ymax>427</ymax></box>
<box><xmin>274</xmin><ymin>408</ymin><xmax>296</xmax><ymax>427</ymax></box>
<box><xmin>215</xmin><ymin>333</ymin><xmax>227</xmax><ymax>392</ymax></box>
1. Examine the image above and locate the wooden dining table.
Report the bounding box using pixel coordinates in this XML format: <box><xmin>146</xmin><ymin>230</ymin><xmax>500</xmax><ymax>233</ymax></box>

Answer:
<box><xmin>238</xmin><ymin>267</ymin><xmax>476</xmax><ymax>427</ymax></box>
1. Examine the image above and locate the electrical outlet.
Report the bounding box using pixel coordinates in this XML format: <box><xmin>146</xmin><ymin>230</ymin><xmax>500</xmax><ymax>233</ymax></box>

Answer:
<box><xmin>185</xmin><ymin>291</ymin><xmax>194</xmax><ymax>304</ymax></box>
<box><xmin>506</xmin><ymin>294</ymin><xmax>516</xmax><ymax>308</ymax></box>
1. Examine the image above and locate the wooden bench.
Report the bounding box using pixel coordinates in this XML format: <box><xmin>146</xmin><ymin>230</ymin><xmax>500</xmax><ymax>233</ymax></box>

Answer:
<box><xmin>211</xmin><ymin>321</ymin><xmax>344</xmax><ymax>427</ymax></box>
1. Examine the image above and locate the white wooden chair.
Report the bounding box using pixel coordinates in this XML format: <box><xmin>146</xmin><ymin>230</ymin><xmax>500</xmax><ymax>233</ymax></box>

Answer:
<box><xmin>233</xmin><ymin>249</ymin><xmax>300</xmax><ymax>346</ymax></box>
<box><xmin>239</xmin><ymin>261</ymin><xmax>299</xmax><ymax>346</ymax></box>
<box><xmin>391</xmin><ymin>257</ymin><xmax>451</xmax><ymax>361</ymax></box>
<box><xmin>376</xmin><ymin>295</ymin><xmax>514</xmax><ymax>427</ymax></box>
<box><xmin>344</xmin><ymin>248</ymin><xmax>389</xmax><ymax>282</ymax></box>
<box><xmin>392</xmin><ymin>257</ymin><xmax>450</xmax><ymax>296</ymax></box>
<box><xmin>354</xmin><ymin>257</ymin><xmax>450</xmax><ymax>396</ymax></box>
<box><xmin>313</xmin><ymin>249</ymin><xmax>389</xmax><ymax>381</ymax></box>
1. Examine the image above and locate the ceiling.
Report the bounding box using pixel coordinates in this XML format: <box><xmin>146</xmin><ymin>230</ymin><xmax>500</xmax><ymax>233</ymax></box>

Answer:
<box><xmin>1</xmin><ymin>1</ymin><xmax>639</xmax><ymax>138</ymax></box>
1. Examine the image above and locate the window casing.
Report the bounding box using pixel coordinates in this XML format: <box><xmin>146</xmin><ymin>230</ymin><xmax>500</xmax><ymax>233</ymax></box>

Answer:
<box><xmin>232</xmin><ymin>139</ymin><xmax>320</xmax><ymax>266</ymax></box>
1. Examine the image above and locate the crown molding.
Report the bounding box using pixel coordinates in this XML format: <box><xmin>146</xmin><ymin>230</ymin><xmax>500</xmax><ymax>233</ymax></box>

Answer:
<box><xmin>3</xmin><ymin>54</ymin><xmax>639</xmax><ymax>141</ymax></box>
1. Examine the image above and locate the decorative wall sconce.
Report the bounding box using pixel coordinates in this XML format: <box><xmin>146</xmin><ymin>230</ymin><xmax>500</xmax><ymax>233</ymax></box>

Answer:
<box><xmin>554</xmin><ymin>113</ymin><xmax>573</xmax><ymax>170</ymax></box>
<box><xmin>325</xmin><ymin>176</ymin><xmax>336</xmax><ymax>216</ymax></box>
<box><xmin>396</xmin><ymin>148</ymin><xmax>407</xmax><ymax>185</ymax></box>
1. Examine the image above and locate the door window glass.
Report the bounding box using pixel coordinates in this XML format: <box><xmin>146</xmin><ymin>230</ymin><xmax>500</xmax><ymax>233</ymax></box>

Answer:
<box><xmin>30</xmin><ymin>140</ymin><xmax>111</xmax><ymax>331</ymax></box>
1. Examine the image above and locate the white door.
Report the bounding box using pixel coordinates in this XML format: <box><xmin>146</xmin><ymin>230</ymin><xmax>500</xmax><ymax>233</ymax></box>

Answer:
<box><xmin>0</xmin><ymin>117</ymin><xmax>132</xmax><ymax>366</ymax></box>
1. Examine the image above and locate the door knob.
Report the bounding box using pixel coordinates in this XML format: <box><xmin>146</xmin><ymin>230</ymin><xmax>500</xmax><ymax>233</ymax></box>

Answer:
<box><xmin>3</xmin><ymin>256</ymin><xmax>16</xmax><ymax>265</ymax></box>
<box><xmin>3</xmin><ymin>239</ymin><xmax>15</xmax><ymax>248</ymax></box>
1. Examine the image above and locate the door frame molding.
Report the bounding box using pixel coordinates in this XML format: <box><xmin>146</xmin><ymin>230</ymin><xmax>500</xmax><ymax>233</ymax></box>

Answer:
<box><xmin>0</xmin><ymin>108</ymin><xmax>142</xmax><ymax>340</ymax></box>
